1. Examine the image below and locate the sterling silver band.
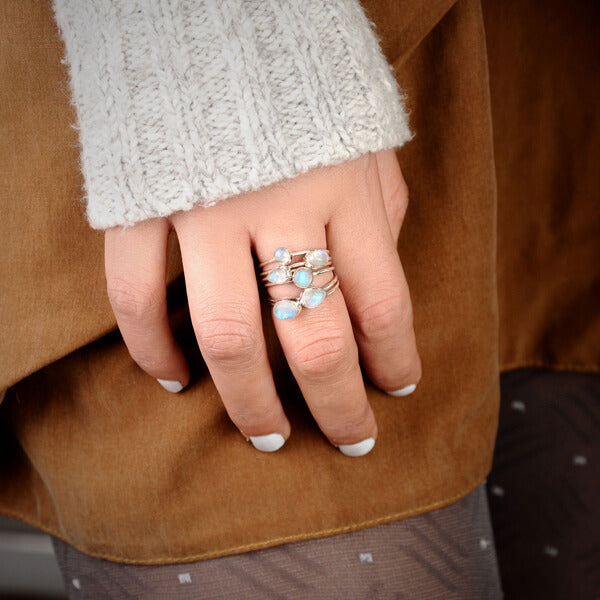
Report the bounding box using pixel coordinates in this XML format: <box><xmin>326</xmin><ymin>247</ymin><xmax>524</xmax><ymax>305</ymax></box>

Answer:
<box><xmin>260</xmin><ymin>265</ymin><xmax>335</xmax><ymax>287</ymax></box>
<box><xmin>268</xmin><ymin>274</ymin><xmax>340</xmax><ymax>304</ymax></box>
<box><xmin>258</xmin><ymin>249</ymin><xmax>310</xmax><ymax>268</ymax></box>
<box><xmin>258</xmin><ymin>247</ymin><xmax>338</xmax><ymax>319</ymax></box>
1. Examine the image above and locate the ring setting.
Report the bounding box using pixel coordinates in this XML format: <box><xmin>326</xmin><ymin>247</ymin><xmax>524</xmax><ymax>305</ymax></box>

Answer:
<box><xmin>259</xmin><ymin>247</ymin><xmax>339</xmax><ymax>320</ymax></box>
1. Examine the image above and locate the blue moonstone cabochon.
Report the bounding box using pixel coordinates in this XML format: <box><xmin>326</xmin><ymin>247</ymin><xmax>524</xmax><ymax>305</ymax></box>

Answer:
<box><xmin>292</xmin><ymin>267</ymin><xmax>313</xmax><ymax>288</ymax></box>
<box><xmin>305</xmin><ymin>249</ymin><xmax>329</xmax><ymax>268</ymax></box>
<box><xmin>274</xmin><ymin>247</ymin><xmax>291</xmax><ymax>265</ymax></box>
<box><xmin>267</xmin><ymin>266</ymin><xmax>289</xmax><ymax>284</ymax></box>
<box><xmin>273</xmin><ymin>299</ymin><xmax>301</xmax><ymax>319</ymax></box>
<box><xmin>300</xmin><ymin>287</ymin><xmax>326</xmax><ymax>308</ymax></box>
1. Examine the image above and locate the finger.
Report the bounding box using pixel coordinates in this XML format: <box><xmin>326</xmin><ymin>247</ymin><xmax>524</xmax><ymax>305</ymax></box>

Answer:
<box><xmin>328</xmin><ymin>154</ymin><xmax>421</xmax><ymax>396</ymax></box>
<box><xmin>173</xmin><ymin>212</ymin><xmax>290</xmax><ymax>452</ymax></box>
<box><xmin>105</xmin><ymin>218</ymin><xmax>190</xmax><ymax>392</ymax></box>
<box><xmin>254</xmin><ymin>223</ymin><xmax>378</xmax><ymax>458</ymax></box>
<box><xmin>375</xmin><ymin>149</ymin><xmax>409</xmax><ymax>243</ymax></box>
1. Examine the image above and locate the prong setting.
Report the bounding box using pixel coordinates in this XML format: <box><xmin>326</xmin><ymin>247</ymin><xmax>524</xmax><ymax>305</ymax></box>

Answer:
<box><xmin>292</xmin><ymin>267</ymin><xmax>313</xmax><ymax>288</ymax></box>
<box><xmin>267</xmin><ymin>266</ymin><xmax>291</xmax><ymax>284</ymax></box>
<box><xmin>273</xmin><ymin>299</ymin><xmax>301</xmax><ymax>320</ymax></box>
<box><xmin>273</xmin><ymin>247</ymin><xmax>292</xmax><ymax>265</ymax></box>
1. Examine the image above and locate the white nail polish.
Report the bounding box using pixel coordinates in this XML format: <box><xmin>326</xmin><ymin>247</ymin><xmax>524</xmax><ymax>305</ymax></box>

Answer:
<box><xmin>337</xmin><ymin>438</ymin><xmax>376</xmax><ymax>457</ymax></box>
<box><xmin>157</xmin><ymin>379</ymin><xmax>184</xmax><ymax>393</ymax></box>
<box><xmin>386</xmin><ymin>384</ymin><xmax>417</xmax><ymax>397</ymax></box>
<box><xmin>249</xmin><ymin>433</ymin><xmax>286</xmax><ymax>452</ymax></box>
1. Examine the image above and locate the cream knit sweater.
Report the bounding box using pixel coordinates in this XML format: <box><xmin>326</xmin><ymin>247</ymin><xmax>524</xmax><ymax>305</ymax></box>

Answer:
<box><xmin>52</xmin><ymin>0</ymin><xmax>413</xmax><ymax>230</ymax></box>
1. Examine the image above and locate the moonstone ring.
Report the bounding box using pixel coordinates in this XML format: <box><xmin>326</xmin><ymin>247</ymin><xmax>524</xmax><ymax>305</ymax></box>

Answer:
<box><xmin>258</xmin><ymin>247</ymin><xmax>339</xmax><ymax>320</ymax></box>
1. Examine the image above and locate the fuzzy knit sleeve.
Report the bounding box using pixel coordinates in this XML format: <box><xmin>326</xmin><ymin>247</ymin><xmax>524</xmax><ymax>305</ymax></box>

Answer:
<box><xmin>52</xmin><ymin>0</ymin><xmax>413</xmax><ymax>230</ymax></box>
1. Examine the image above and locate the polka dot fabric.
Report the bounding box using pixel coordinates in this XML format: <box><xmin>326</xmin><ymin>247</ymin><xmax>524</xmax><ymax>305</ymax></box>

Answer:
<box><xmin>487</xmin><ymin>368</ymin><xmax>600</xmax><ymax>599</ymax></box>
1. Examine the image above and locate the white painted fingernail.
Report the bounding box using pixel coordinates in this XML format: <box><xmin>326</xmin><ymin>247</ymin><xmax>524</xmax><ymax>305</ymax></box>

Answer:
<box><xmin>337</xmin><ymin>438</ymin><xmax>376</xmax><ymax>457</ymax></box>
<box><xmin>248</xmin><ymin>433</ymin><xmax>286</xmax><ymax>452</ymax></box>
<box><xmin>157</xmin><ymin>379</ymin><xmax>184</xmax><ymax>393</ymax></box>
<box><xmin>386</xmin><ymin>384</ymin><xmax>417</xmax><ymax>397</ymax></box>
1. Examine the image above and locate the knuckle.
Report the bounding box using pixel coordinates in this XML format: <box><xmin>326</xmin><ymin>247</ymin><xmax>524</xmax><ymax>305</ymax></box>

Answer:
<box><xmin>359</xmin><ymin>293</ymin><xmax>411</xmax><ymax>337</ymax></box>
<box><xmin>331</xmin><ymin>155</ymin><xmax>372</xmax><ymax>212</ymax></box>
<box><xmin>292</xmin><ymin>332</ymin><xmax>352</xmax><ymax>379</ymax></box>
<box><xmin>195</xmin><ymin>310</ymin><xmax>261</xmax><ymax>366</ymax></box>
<box><xmin>349</xmin><ymin>158</ymin><xmax>373</xmax><ymax>200</ymax></box>
<box><xmin>107</xmin><ymin>277</ymin><xmax>161</xmax><ymax>319</ymax></box>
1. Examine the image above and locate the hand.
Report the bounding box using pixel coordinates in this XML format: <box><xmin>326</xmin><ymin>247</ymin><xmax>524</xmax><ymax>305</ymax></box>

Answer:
<box><xmin>104</xmin><ymin>150</ymin><xmax>421</xmax><ymax>456</ymax></box>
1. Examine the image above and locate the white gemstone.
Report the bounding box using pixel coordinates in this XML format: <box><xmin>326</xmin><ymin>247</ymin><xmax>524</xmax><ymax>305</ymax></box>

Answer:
<box><xmin>273</xmin><ymin>299</ymin><xmax>301</xmax><ymax>319</ymax></box>
<box><xmin>273</xmin><ymin>247</ymin><xmax>292</xmax><ymax>265</ymax></box>
<box><xmin>300</xmin><ymin>287</ymin><xmax>326</xmax><ymax>308</ymax></box>
<box><xmin>292</xmin><ymin>267</ymin><xmax>313</xmax><ymax>288</ymax></box>
<box><xmin>267</xmin><ymin>266</ymin><xmax>290</xmax><ymax>284</ymax></box>
<box><xmin>305</xmin><ymin>249</ymin><xmax>329</xmax><ymax>268</ymax></box>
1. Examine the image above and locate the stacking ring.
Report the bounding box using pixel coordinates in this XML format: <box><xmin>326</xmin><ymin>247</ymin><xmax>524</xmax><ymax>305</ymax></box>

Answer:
<box><xmin>258</xmin><ymin>247</ymin><xmax>339</xmax><ymax>319</ymax></box>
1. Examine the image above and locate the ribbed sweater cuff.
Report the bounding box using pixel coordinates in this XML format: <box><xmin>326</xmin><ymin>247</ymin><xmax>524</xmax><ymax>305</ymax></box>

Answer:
<box><xmin>52</xmin><ymin>0</ymin><xmax>413</xmax><ymax>230</ymax></box>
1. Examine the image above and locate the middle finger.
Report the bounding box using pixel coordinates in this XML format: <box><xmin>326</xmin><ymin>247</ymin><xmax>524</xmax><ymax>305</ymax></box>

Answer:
<box><xmin>254</xmin><ymin>223</ymin><xmax>378</xmax><ymax>457</ymax></box>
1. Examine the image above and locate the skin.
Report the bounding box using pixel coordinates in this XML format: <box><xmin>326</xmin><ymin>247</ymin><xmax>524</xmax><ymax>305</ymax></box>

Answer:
<box><xmin>104</xmin><ymin>149</ymin><xmax>422</xmax><ymax>453</ymax></box>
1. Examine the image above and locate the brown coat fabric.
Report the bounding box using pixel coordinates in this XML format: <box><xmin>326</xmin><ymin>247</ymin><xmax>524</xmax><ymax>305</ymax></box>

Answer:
<box><xmin>0</xmin><ymin>0</ymin><xmax>597</xmax><ymax>564</ymax></box>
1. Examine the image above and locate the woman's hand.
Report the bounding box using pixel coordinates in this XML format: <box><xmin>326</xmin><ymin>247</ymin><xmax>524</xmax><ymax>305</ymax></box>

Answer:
<box><xmin>104</xmin><ymin>150</ymin><xmax>421</xmax><ymax>456</ymax></box>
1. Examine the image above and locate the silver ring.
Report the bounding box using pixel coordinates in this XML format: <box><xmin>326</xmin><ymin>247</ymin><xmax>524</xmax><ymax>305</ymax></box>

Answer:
<box><xmin>259</xmin><ymin>247</ymin><xmax>339</xmax><ymax>319</ymax></box>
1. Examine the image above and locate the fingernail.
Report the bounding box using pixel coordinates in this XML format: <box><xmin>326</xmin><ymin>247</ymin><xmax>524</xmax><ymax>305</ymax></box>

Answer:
<box><xmin>248</xmin><ymin>433</ymin><xmax>286</xmax><ymax>453</ymax></box>
<box><xmin>336</xmin><ymin>437</ymin><xmax>376</xmax><ymax>457</ymax></box>
<box><xmin>386</xmin><ymin>384</ymin><xmax>417</xmax><ymax>397</ymax></box>
<box><xmin>157</xmin><ymin>379</ymin><xmax>184</xmax><ymax>393</ymax></box>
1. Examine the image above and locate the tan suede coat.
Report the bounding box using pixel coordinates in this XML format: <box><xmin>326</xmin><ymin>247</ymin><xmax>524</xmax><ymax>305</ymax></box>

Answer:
<box><xmin>0</xmin><ymin>0</ymin><xmax>598</xmax><ymax>564</ymax></box>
